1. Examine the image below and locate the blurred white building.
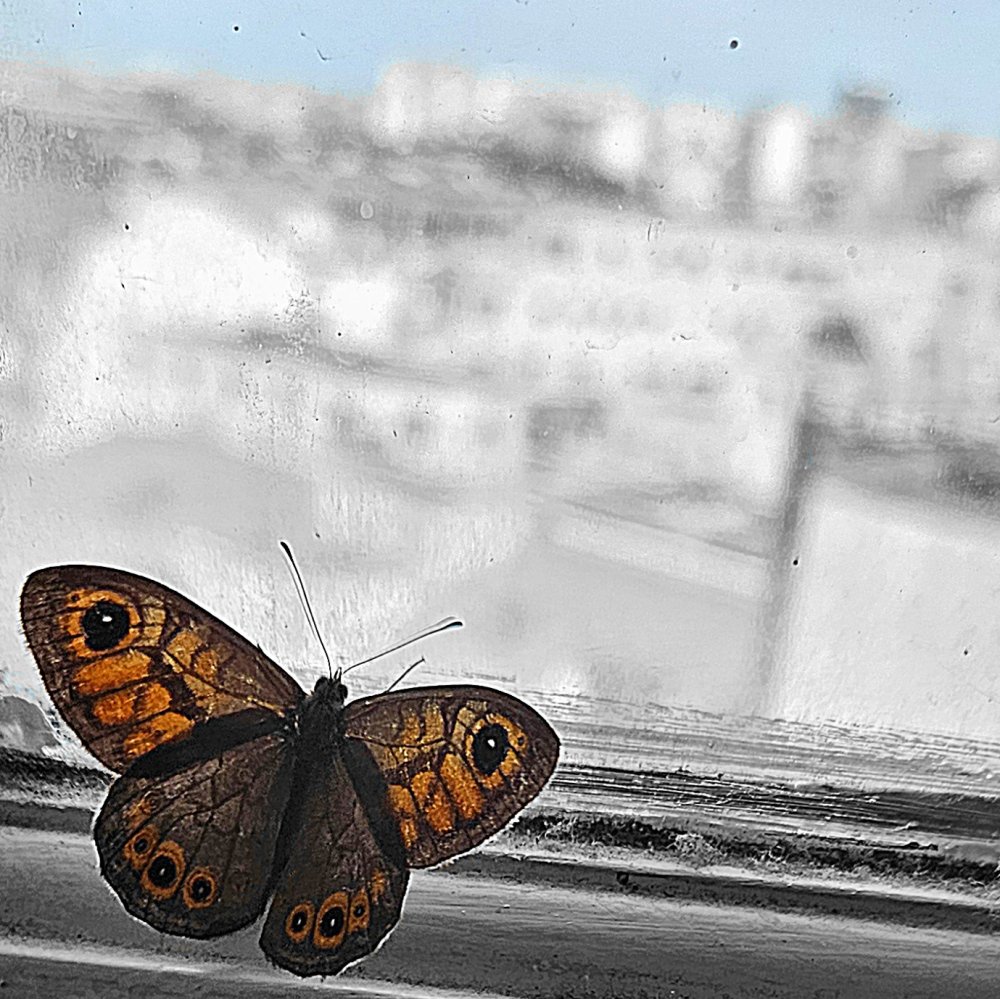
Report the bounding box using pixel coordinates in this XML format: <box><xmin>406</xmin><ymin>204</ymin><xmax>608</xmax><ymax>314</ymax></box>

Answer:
<box><xmin>368</xmin><ymin>63</ymin><xmax>488</xmax><ymax>147</ymax></box>
<box><xmin>747</xmin><ymin>105</ymin><xmax>811</xmax><ymax>212</ymax></box>
<box><xmin>589</xmin><ymin>95</ymin><xmax>650</xmax><ymax>187</ymax></box>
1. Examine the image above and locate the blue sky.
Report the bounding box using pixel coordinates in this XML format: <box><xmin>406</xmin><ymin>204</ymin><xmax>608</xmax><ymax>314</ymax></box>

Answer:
<box><xmin>6</xmin><ymin>1</ymin><xmax>1000</xmax><ymax>137</ymax></box>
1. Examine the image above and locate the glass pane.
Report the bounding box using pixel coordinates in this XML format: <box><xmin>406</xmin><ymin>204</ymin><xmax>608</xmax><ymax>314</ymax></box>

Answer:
<box><xmin>4</xmin><ymin>4</ymin><xmax>1000</xmax><ymax>992</ymax></box>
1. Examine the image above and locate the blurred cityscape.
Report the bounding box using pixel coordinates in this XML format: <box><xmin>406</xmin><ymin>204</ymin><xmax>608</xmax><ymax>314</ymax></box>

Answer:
<box><xmin>3</xmin><ymin>59</ymin><xmax>1000</xmax><ymax>740</ymax></box>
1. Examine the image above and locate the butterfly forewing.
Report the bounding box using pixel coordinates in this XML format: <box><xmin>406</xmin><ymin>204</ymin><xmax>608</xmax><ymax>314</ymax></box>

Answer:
<box><xmin>20</xmin><ymin>565</ymin><xmax>304</xmax><ymax>772</ymax></box>
<box><xmin>260</xmin><ymin>744</ymin><xmax>409</xmax><ymax>977</ymax></box>
<box><xmin>95</xmin><ymin>726</ymin><xmax>296</xmax><ymax>937</ymax></box>
<box><xmin>343</xmin><ymin>686</ymin><xmax>560</xmax><ymax>868</ymax></box>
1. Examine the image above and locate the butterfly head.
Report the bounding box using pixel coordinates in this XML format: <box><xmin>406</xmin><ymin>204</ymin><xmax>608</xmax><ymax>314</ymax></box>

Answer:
<box><xmin>313</xmin><ymin>673</ymin><xmax>348</xmax><ymax>706</ymax></box>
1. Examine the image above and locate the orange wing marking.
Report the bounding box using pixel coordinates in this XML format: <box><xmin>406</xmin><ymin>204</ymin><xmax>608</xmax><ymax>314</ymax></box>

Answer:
<box><xmin>165</xmin><ymin>628</ymin><xmax>224</xmax><ymax>683</ymax></box>
<box><xmin>348</xmin><ymin>888</ymin><xmax>371</xmax><ymax>933</ymax></box>
<box><xmin>313</xmin><ymin>891</ymin><xmax>349</xmax><ymax>950</ymax></box>
<box><xmin>122</xmin><ymin>712</ymin><xmax>194</xmax><ymax>759</ymax></box>
<box><xmin>412</xmin><ymin>769</ymin><xmax>455</xmax><ymax>834</ymax></box>
<box><xmin>182</xmin><ymin>868</ymin><xmax>219</xmax><ymax>909</ymax></box>
<box><xmin>460</xmin><ymin>709</ymin><xmax>528</xmax><ymax>790</ymax></box>
<box><xmin>386</xmin><ymin>785</ymin><xmax>419</xmax><ymax>848</ymax></box>
<box><xmin>140</xmin><ymin>839</ymin><xmax>186</xmax><ymax>900</ymax></box>
<box><xmin>285</xmin><ymin>902</ymin><xmax>315</xmax><ymax>943</ymax></box>
<box><xmin>72</xmin><ymin>650</ymin><xmax>153</xmax><ymax>696</ymax></box>
<box><xmin>123</xmin><ymin>825</ymin><xmax>159</xmax><ymax>870</ymax></box>
<box><xmin>57</xmin><ymin>589</ymin><xmax>165</xmax><ymax>660</ymax></box>
<box><xmin>439</xmin><ymin>751</ymin><xmax>485</xmax><ymax>820</ymax></box>
<box><xmin>370</xmin><ymin>868</ymin><xmax>388</xmax><ymax>903</ymax></box>
<box><xmin>92</xmin><ymin>681</ymin><xmax>171</xmax><ymax>727</ymax></box>
<box><xmin>374</xmin><ymin>702</ymin><xmax>448</xmax><ymax>769</ymax></box>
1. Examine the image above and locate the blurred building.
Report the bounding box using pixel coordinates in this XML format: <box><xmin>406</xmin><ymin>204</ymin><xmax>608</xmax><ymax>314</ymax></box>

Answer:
<box><xmin>8</xmin><ymin>58</ymin><xmax>1000</xmax><ymax>727</ymax></box>
<box><xmin>653</xmin><ymin>103</ymin><xmax>742</xmax><ymax>217</ymax></box>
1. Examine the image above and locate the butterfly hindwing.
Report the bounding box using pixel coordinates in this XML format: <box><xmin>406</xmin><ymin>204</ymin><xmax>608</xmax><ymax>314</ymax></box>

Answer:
<box><xmin>95</xmin><ymin>722</ymin><xmax>296</xmax><ymax>938</ymax></box>
<box><xmin>20</xmin><ymin>565</ymin><xmax>304</xmax><ymax>772</ymax></box>
<box><xmin>260</xmin><ymin>741</ymin><xmax>409</xmax><ymax>977</ymax></box>
<box><xmin>343</xmin><ymin>685</ymin><xmax>560</xmax><ymax>868</ymax></box>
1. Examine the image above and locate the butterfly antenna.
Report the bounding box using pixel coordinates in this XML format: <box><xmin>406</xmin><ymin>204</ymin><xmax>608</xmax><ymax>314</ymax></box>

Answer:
<box><xmin>342</xmin><ymin>617</ymin><xmax>462</xmax><ymax>675</ymax></box>
<box><xmin>279</xmin><ymin>540</ymin><xmax>334</xmax><ymax>679</ymax></box>
<box><xmin>385</xmin><ymin>656</ymin><xmax>425</xmax><ymax>693</ymax></box>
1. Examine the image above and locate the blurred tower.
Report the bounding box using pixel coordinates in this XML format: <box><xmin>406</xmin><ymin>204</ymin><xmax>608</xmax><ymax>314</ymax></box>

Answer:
<box><xmin>833</xmin><ymin>85</ymin><xmax>907</xmax><ymax>224</ymax></box>
<box><xmin>367</xmin><ymin>63</ymin><xmax>430</xmax><ymax>148</ymax></box>
<box><xmin>746</xmin><ymin>105</ymin><xmax>812</xmax><ymax>220</ymax></box>
<box><xmin>590</xmin><ymin>96</ymin><xmax>650</xmax><ymax>188</ymax></box>
<box><xmin>425</xmin><ymin>65</ymin><xmax>476</xmax><ymax>138</ymax></box>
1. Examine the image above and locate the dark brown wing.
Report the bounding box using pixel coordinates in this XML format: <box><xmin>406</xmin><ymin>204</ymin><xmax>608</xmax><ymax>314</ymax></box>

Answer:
<box><xmin>260</xmin><ymin>741</ymin><xmax>409</xmax><ymax>977</ymax></box>
<box><xmin>95</xmin><ymin>724</ymin><xmax>295</xmax><ymax>937</ymax></box>
<box><xmin>343</xmin><ymin>685</ymin><xmax>559</xmax><ymax>868</ymax></box>
<box><xmin>20</xmin><ymin>565</ymin><xmax>304</xmax><ymax>772</ymax></box>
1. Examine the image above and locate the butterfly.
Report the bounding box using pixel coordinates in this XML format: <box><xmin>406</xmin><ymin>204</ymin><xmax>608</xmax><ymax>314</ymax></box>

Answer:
<box><xmin>19</xmin><ymin>564</ymin><xmax>560</xmax><ymax>977</ymax></box>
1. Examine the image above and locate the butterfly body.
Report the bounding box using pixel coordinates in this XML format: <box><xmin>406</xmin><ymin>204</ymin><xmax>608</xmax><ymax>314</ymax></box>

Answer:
<box><xmin>20</xmin><ymin>565</ymin><xmax>559</xmax><ymax>976</ymax></box>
